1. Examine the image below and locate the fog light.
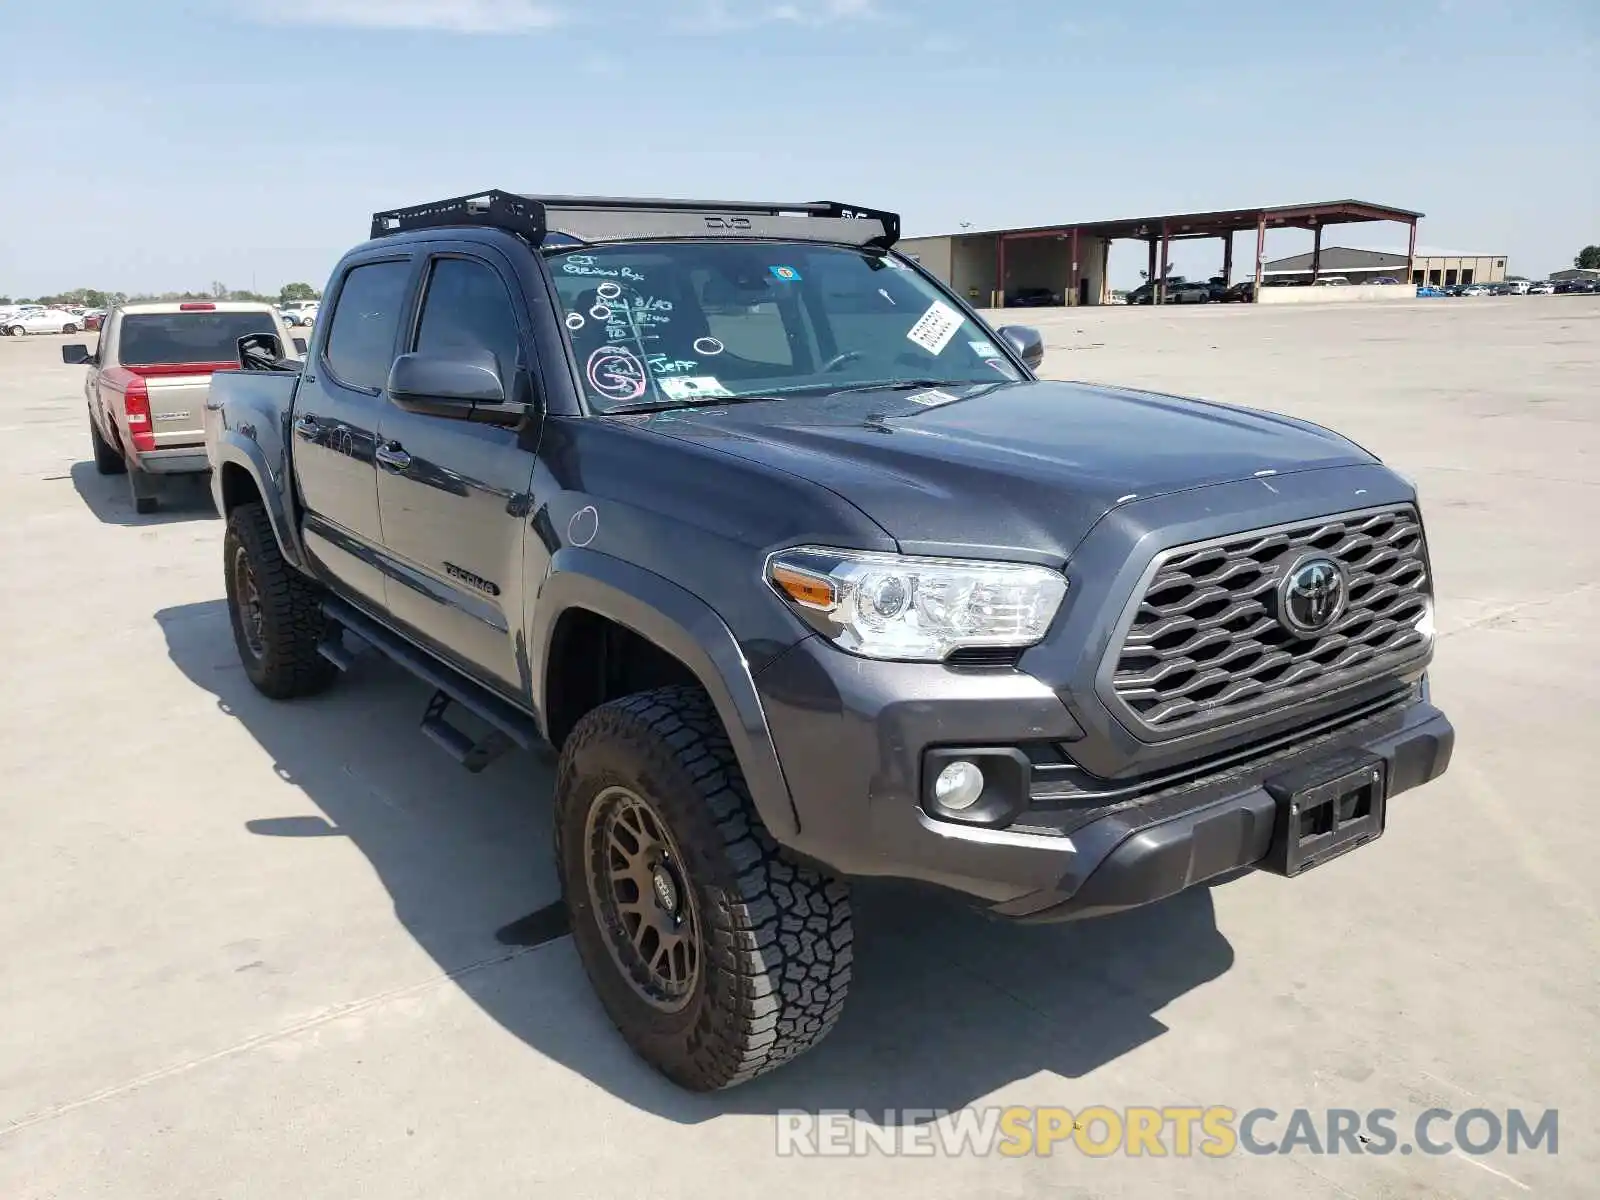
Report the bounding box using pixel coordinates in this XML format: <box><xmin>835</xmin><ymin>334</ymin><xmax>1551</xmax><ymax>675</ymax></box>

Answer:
<box><xmin>934</xmin><ymin>760</ymin><xmax>985</xmax><ymax>811</ymax></box>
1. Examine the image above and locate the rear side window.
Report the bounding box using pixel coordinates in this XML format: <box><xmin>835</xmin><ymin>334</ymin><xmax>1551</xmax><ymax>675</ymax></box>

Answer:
<box><xmin>324</xmin><ymin>261</ymin><xmax>411</xmax><ymax>391</ymax></box>
<box><xmin>118</xmin><ymin>312</ymin><xmax>277</xmax><ymax>366</ymax></box>
<box><xmin>413</xmin><ymin>258</ymin><xmax>521</xmax><ymax>381</ymax></box>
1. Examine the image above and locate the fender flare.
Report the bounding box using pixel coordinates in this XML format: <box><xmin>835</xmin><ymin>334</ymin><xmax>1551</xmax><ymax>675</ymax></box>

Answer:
<box><xmin>530</xmin><ymin>547</ymin><xmax>801</xmax><ymax>841</ymax></box>
<box><xmin>210</xmin><ymin>432</ymin><xmax>308</xmax><ymax>571</ymax></box>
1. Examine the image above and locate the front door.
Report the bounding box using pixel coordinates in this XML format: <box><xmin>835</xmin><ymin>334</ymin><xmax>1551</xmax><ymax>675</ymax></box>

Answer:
<box><xmin>374</xmin><ymin>250</ymin><xmax>538</xmax><ymax>695</ymax></box>
<box><xmin>293</xmin><ymin>256</ymin><xmax>415</xmax><ymax>613</ymax></box>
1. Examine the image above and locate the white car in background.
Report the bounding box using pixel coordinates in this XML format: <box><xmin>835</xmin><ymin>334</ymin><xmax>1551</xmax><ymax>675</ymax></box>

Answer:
<box><xmin>3</xmin><ymin>308</ymin><xmax>85</xmax><ymax>336</ymax></box>
<box><xmin>279</xmin><ymin>300</ymin><xmax>320</xmax><ymax>326</ymax></box>
<box><xmin>1168</xmin><ymin>280</ymin><xmax>1212</xmax><ymax>303</ymax></box>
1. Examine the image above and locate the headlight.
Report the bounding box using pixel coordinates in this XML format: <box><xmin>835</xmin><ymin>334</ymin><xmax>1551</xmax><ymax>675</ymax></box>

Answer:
<box><xmin>765</xmin><ymin>546</ymin><xmax>1067</xmax><ymax>662</ymax></box>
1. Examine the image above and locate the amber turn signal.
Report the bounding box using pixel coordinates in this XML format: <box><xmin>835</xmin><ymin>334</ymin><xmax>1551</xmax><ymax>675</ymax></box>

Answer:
<box><xmin>770</xmin><ymin>562</ymin><xmax>838</xmax><ymax>611</ymax></box>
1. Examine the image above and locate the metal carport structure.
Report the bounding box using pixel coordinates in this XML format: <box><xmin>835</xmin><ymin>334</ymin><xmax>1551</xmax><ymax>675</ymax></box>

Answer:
<box><xmin>909</xmin><ymin>199</ymin><xmax>1424</xmax><ymax>306</ymax></box>
<box><xmin>1060</xmin><ymin>199</ymin><xmax>1425</xmax><ymax>302</ymax></box>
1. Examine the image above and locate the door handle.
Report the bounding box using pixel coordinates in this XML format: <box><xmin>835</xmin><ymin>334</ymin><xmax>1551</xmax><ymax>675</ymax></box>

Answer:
<box><xmin>292</xmin><ymin>414</ymin><xmax>322</xmax><ymax>439</ymax></box>
<box><xmin>375</xmin><ymin>442</ymin><xmax>413</xmax><ymax>471</ymax></box>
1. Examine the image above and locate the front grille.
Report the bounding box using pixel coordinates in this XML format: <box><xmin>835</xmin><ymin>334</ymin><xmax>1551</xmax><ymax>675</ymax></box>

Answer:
<box><xmin>1109</xmin><ymin>506</ymin><xmax>1431</xmax><ymax>733</ymax></box>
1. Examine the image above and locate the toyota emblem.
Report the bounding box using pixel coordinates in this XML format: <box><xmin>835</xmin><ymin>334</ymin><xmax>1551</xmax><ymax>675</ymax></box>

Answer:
<box><xmin>1278</xmin><ymin>557</ymin><xmax>1347</xmax><ymax>637</ymax></box>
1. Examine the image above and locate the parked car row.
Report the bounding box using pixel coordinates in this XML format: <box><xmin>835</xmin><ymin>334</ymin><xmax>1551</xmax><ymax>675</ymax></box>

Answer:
<box><xmin>1125</xmin><ymin>277</ymin><xmax>1217</xmax><ymax>304</ymax></box>
<box><xmin>1417</xmin><ymin>279</ymin><xmax>1580</xmax><ymax>298</ymax></box>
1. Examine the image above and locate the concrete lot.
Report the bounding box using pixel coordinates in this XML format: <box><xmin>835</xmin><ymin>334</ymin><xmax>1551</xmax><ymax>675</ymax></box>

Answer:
<box><xmin>1</xmin><ymin>297</ymin><xmax>1595</xmax><ymax>1198</ymax></box>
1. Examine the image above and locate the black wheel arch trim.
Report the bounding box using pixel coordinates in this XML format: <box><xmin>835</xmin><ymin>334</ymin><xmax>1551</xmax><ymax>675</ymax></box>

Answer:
<box><xmin>209</xmin><ymin>433</ymin><xmax>309</xmax><ymax>572</ymax></box>
<box><xmin>531</xmin><ymin>546</ymin><xmax>802</xmax><ymax>841</ymax></box>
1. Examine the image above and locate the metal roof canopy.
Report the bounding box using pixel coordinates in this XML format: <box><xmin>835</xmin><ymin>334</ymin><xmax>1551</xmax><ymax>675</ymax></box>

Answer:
<box><xmin>972</xmin><ymin>199</ymin><xmax>1423</xmax><ymax>243</ymax></box>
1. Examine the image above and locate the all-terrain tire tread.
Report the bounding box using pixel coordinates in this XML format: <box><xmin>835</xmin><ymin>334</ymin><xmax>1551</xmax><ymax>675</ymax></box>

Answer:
<box><xmin>556</xmin><ymin>685</ymin><xmax>851</xmax><ymax>1090</ymax></box>
<box><xmin>224</xmin><ymin>502</ymin><xmax>337</xmax><ymax>700</ymax></box>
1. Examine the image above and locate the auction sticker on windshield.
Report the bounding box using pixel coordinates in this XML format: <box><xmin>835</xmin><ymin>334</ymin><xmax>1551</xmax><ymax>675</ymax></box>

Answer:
<box><xmin>906</xmin><ymin>300</ymin><xmax>964</xmax><ymax>355</ymax></box>
<box><xmin>658</xmin><ymin>376</ymin><xmax>733</xmax><ymax>401</ymax></box>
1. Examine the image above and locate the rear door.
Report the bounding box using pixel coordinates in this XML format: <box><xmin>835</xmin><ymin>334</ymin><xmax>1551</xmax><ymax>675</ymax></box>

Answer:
<box><xmin>293</xmin><ymin>255</ymin><xmax>418</xmax><ymax>613</ymax></box>
<box><xmin>113</xmin><ymin>308</ymin><xmax>281</xmax><ymax>448</ymax></box>
<box><xmin>373</xmin><ymin>247</ymin><xmax>538</xmax><ymax>695</ymax></box>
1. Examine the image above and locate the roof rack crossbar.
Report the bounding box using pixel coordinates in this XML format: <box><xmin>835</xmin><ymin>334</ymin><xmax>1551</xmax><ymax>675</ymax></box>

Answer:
<box><xmin>370</xmin><ymin>189</ymin><xmax>899</xmax><ymax>249</ymax></box>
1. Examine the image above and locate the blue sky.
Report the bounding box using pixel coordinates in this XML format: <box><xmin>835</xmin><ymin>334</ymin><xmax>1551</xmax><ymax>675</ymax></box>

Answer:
<box><xmin>1</xmin><ymin>0</ymin><xmax>1594</xmax><ymax>296</ymax></box>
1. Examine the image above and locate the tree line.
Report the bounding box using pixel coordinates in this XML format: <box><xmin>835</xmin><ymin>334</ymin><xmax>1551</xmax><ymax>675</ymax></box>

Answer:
<box><xmin>0</xmin><ymin>282</ymin><xmax>321</xmax><ymax>308</ymax></box>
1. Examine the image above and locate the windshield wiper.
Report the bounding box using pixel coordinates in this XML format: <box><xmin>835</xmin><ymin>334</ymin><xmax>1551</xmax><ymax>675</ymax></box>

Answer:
<box><xmin>833</xmin><ymin>379</ymin><xmax>986</xmax><ymax>395</ymax></box>
<box><xmin>601</xmin><ymin>394</ymin><xmax>784</xmax><ymax>416</ymax></box>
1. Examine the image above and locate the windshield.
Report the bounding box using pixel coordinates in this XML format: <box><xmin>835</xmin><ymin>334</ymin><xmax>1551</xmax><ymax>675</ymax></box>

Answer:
<box><xmin>546</xmin><ymin>242</ymin><xmax>1021</xmax><ymax>411</ymax></box>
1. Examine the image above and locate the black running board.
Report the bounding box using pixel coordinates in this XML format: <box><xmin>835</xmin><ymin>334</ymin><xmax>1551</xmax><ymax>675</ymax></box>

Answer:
<box><xmin>321</xmin><ymin>597</ymin><xmax>544</xmax><ymax>772</ymax></box>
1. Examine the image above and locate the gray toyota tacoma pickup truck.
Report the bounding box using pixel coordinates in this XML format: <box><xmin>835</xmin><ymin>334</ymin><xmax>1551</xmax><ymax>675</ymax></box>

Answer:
<box><xmin>203</xmin><ymin>190</ymin><xmax>1453</xmax><ymax>1091</ymax></box>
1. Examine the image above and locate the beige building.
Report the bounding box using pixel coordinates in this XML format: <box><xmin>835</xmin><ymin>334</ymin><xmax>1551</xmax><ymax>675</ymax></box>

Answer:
<box><xmin>1263</xmin><ymin>246</ymin><xmax>1507</xmax><ymax>287</ymax></box>
<box><xmin>901</xmin><ymin>229</ymin><xmax>1109</xmax><ymax>308</ymax></box>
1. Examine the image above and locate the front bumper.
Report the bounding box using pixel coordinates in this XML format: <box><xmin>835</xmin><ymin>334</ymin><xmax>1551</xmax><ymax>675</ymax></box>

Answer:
<box><xmin>758</xmin><ymin>637</ymin><xmax>1453</xmax><ymax>921</ymax></box>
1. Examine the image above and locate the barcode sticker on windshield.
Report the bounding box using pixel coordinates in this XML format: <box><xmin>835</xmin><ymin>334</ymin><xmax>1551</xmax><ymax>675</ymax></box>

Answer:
<box><xmin>658</xmin><ymin>376</ymin><xmax>732</xmax><ymax>401</ymax></box>
<box><xmin>905</xmin><ymin>300</ymin><xmax>963</xmax><ymax>355</ymax></box>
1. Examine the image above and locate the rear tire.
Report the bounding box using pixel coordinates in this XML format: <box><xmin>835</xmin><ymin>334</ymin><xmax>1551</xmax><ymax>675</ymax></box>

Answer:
<box><xmin>557</xmin><ymin>685</ymin><xmax>852</xmax><ymax>1091</ymax></box>
<box><xmin>223</xmin><ymin>502</ymin><xmax>337</xmax><ymax>699</ymax></box>
<box><xmin>62</xmin><ymin>323</ymin><xmax>78</xmax><ymax>334</ymax></box>
<box><xmin>128</xmin><ymin>464</ymin><xmax>158</xmax><ymax>514</ymax></box>
<box><xmin>89</xmin><ymin>412</ymin><xmax>125</xmax><ymax>475</ymax></box>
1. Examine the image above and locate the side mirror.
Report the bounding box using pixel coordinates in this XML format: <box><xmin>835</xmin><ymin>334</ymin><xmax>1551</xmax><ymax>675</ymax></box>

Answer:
<box><xmin>292</xmin><ymin>337</ymin><xmax>308</xmax><ymax>355</ymax></box>
<box><xmin>997</xmin><ymin>325</ymin><xmax>1045</xmax><ymax>371</ymax></box>
<box><xmin>61</xmin><ymin>343</ymin><xmax>91</xmax><ymax>365</ymax></box>
<box><xmin>237</xmin><ymin>332</ymin><xmax>284</xmax><ymax>366</ymax></box>
<box><xmin>387</xmin><ymin>351</ymin><xmax>505</xmax><ymax>419</ymax></box>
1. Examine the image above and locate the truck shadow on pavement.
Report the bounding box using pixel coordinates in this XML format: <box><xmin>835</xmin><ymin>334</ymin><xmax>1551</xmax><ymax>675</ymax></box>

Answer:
<box><xmin>70</xmin><ymin>460</ymin><xmax>217</xmax><ymax>525</ymax></box>
<box><xmin>158</xmin><ymin>599</ymin><xmax>1235</xmax><ymax>1125</ymax></box>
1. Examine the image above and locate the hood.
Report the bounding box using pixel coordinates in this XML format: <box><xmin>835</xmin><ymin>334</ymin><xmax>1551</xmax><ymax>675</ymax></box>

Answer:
<box><xmin>626</xmin><ymin>379</ymin><xmax>1375</xmax><ymax>560</ymax></box>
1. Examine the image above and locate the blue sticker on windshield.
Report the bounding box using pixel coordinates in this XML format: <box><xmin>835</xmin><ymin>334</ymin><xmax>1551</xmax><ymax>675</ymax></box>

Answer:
<box><xmin>769</xmin><ymin>265</ymin><xmax>802</xmax><ymax>282</ymax></box>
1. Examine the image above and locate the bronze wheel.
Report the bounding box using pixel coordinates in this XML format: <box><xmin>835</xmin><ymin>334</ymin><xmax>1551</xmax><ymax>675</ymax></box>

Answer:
<box><xmin>232</xmin><ymin>544</ymin><xmax>267</xmax><ymax>660</ymax></box>
<box><xmin>583</xmin><ymin>784</ymin><xmax>702</xmax><ymax>1013</ymax></box>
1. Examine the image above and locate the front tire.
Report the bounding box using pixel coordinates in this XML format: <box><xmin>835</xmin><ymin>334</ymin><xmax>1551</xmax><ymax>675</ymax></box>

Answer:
<box><xmin>557</xmin><ymin>686</ymin><xmax>852</xmax><ymax>1091</ymax></box>
<box><xmin>223</xmin><ymin>503</ymin><xmax>337</xmax><ymax>699</ymax></box>
<box><xmin>5</xmin><ymin>326</ymin><xmax>22</xmax><ymax>337</ymax></box>
<box><xmin>62</xmin><ymin>323</ymin><xmax>78</xmax><ymax>334</ymax></box>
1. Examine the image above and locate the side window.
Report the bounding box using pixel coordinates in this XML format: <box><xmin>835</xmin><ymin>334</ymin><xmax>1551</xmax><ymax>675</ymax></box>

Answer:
<box><xmin>413</xmin><ymin>257</ymin><xmax>521</xmax><ymax>381</ymax></box>
<box><xmin>323</xmin><ymin>260</ymin><xmax>411</xmax><ymax>391</ymax></box>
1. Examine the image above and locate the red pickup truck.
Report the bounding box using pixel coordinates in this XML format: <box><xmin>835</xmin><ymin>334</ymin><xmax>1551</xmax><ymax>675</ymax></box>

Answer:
<box><xmin>63</xmin><ymin>301</ymin><xmax>299</xmax><ymax>513</ymax></box>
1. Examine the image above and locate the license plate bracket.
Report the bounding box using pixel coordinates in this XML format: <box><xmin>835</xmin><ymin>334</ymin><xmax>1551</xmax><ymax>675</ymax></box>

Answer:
<box><xmin>1263</xmin><ymin>750</ymin><xmax>1388</xmax><ymax>877</ymax></box>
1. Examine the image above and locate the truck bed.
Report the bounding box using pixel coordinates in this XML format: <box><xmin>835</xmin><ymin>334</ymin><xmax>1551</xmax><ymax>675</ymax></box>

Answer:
<box><xmin>202</xmin><ymin>365</ymin><xmax>301</xmax><ymax>468</ymax></box>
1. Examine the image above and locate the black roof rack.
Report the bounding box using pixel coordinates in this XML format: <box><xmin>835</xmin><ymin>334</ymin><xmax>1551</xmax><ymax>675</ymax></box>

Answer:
<box><xmin>370</xmin><ymin>189</ymin><xmax>900</xmax><ymax>249</ymax></box>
